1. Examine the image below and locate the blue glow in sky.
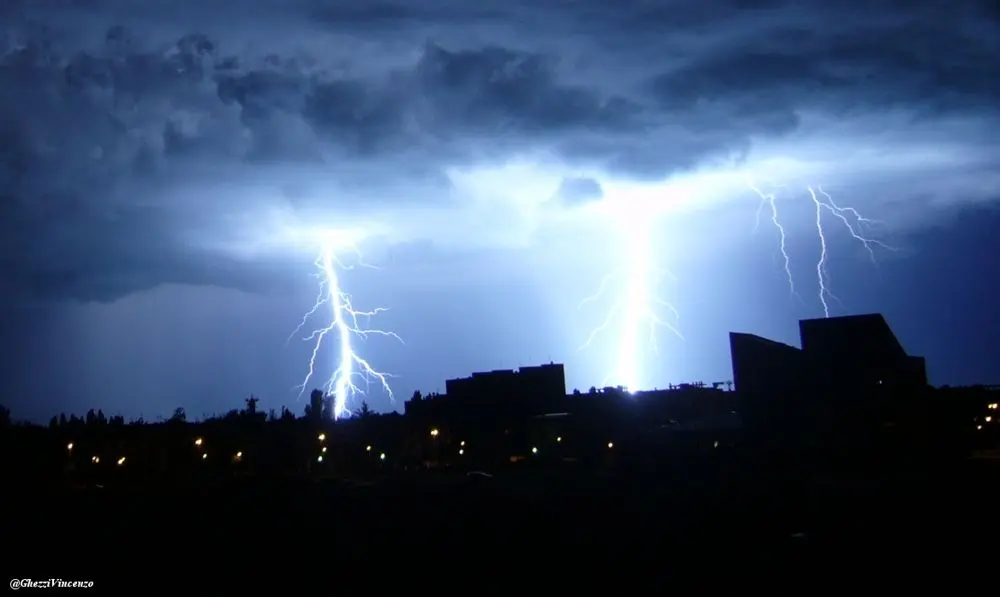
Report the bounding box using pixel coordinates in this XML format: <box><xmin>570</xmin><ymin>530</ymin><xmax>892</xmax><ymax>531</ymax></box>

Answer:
<box><xmin>1</xmin><ymin>0</ymin><xmax>998</xmax><ymax>421</ymax></box>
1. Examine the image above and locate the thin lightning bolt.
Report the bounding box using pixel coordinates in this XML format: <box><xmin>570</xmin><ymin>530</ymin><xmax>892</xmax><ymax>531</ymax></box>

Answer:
<box><xmin>751</xmin><ymin>181</ymin><xmax>896</xmax><ymax>318</ymax></box>
<box><xmin>578</xmin><ymin>207</ymin><xmax>682</xmax><ymax>391</ymax></box>
<box><xmin>749</xmin><ymin>181</ymin><xmax>798</xmax><ymax>300</ymax></box>
<box><xmin>289</xmin><ymin>235</ymin><xmax>402</xmax><ymax>420</ymax></box>
<box><xmin>809</xmin><ymin>186</ymin><xmax>836</xmax><ymax>317</ymax></box>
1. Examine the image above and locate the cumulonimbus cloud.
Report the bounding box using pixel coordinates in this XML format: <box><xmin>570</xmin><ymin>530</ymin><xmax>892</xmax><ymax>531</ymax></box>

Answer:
<box><xmin>1</xmin><ymin>0</ymin><xmax>997</xmax><ymax>301</ymax></box>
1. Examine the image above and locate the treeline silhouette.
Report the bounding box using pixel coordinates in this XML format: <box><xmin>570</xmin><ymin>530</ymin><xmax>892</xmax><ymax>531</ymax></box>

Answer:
<box><xmin>3</xmin><ymin>378</ymin><xmax>1000</xmax><ymax>586</ymax></box>
<box><xmin>6</xmin><ymin>314</ymin><xmax>999</xmax><ymax>579</ymax></box>
<box><xmin>1</xmin><ymin>380</ymin><xmax>998</xmax><ymax>491</ymax></box>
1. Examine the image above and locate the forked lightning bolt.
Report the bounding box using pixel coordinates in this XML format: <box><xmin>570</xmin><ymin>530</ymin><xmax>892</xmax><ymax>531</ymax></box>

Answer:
<box><xmin>749</xmin><ymin>181</ymin><xmax>798</xmax><ymax>300</ymax></box>
<box><xmin>578</xmin><ymin>206</ymin><xmax>682</xmax><ymax>392</ymax></box>
<box><xmin>750</xmin><ymin>181</ymin><xmax>895</xmax><ymax>317</ymax></box>
<box><xmin>289</xmin><ymin>235</ymin><xmax>402</xmax><ymax>420</ymax></box>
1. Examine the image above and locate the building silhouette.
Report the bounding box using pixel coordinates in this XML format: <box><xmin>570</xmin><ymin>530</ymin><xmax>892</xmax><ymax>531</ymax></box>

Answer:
<box><xmin>7</xmin><ymin>311</ymin><xmax>996</xmax><ymax>490</ymax></box>
<box><xmin>406</xmin><ymin>363</ymin><xmax>566</xmax><ymax>422</ymax></box>
<box><xmin>730</xmin><ymin>313</ymin><xmax>929</xmax><ymax>455</ymax></box>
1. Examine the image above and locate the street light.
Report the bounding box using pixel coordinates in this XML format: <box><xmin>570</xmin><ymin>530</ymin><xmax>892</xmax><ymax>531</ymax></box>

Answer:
<box><xmin>366</xmin><ymin>445</ymin><xmax>372</xmax><ymax>452</ymax></box>
<box><xmin>194</xmin><ymin>438</ymin><xmax>203</xmax><ymax>447</ymax></box>
<box><xmin>430</xmin><ymin>428</ymin><xmax>439</xmax><ymax>437</ymax></box>
<box><xmin>379</xmin><ymin>453</ymin><xmax>386</xmax><ymax>460</ymax></box>
<box><xmin>117</xmin><ymin>457</ymin><xmax>126</xmax><ymax>466</ymax></box>
<box><xmin>607</xmin><ymin>442</ymin><xmax>614</xmax><ymax>449</ymax></box>
<box><xmin>531</xmin><ymin>447</ymin><xmax>538</xmax><ymax>454</ymax></box>
<box><xmin>318</xmin><ymin>433</ymin><xmax>326</xmax><ymax>441</ymax></box>
<box><xmin>67</xmin><ymin>442</ymin><xmax>74</xmax><ymax>451</ymax></box>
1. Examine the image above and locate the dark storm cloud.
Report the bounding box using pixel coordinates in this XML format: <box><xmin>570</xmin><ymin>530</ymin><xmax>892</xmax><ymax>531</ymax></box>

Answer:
<box><xmin>650</xmin><ymin>20</ymin><xmax>1000</xmax><ymax>120</ymax></box>
<box><xmin>215</xmin><ymin>42</ymin><xmax>641</xmax><ymax>161</ymax></box>
<box><xmin>1</xmin><ymin>0</ymin><xmax>997</xmax><ymax>302</ymax></box>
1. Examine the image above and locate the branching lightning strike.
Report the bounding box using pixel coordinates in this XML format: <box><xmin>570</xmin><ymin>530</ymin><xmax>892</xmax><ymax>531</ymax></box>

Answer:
<box><xmin>289</xmin><ymin>236</ymin><xmax>402</xmax><ymax>420</ymax></box>
<box><xmin>578</xmin><ymin>208</ymin><xmax>683</xmax><ymax>392</ymax></box>
<box><xmin>750</xmin><ymin>181</ymin><xmax>896</xmax><ymax>317</ymax></box>
<box><xmin>578</xmin><ymin>180</ymin><xmax>895</xmax><ymax>395</ymax></box>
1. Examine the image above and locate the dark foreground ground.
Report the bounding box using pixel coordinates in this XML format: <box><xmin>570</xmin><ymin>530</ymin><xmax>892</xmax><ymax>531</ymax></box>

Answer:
<box><xmin>6</xmin><ymin>459</ymin><xmax>999</xmax><ymax>588</ymax></box>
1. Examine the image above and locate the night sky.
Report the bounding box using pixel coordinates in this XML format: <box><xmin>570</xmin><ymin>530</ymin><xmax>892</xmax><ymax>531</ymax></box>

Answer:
<box><xmin>1</xmin><ymin>0</ymin><xmax>998</xmax><ymax>423</ymax></box>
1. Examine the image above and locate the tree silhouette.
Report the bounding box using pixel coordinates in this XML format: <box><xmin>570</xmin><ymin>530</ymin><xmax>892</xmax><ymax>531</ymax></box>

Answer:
<box><xmin>309</xmin><ymin>389</ymin><xmax>324</xmax><ymax>423</ymax></box>
<box><xmin>246</xmin><ymin>395</ymin><xmax>259</xmax><ymax>416</ymax></box>
<box><xmin>323</xmin><ymin>396</ymin><xmax>335</xmax><ymax>422</ymax></box>
<box><xmin>359</xmin><ymin>401</ymin><xmax>373</xmax><ymax>418</ymax></box>
<box><xmin>170</xmin><ymin>407</ymin><xmax>187</xmax><ymax>423</ymax></box>
<box><xmin>0</xmin><ymin>404</ymin><xmax>10</xmax><ymax>428</ymax></box>
<box><xmin>411</xmin><ymin>390</ymin><xmax>423</xmax><ymax>402</ymax></box>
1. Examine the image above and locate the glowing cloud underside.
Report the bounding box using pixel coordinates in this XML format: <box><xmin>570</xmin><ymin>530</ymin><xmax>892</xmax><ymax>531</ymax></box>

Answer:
<box><xmin>289</xmin><ymin>235</ymin><xmax>402</xmax><ymax>420</ymax></box>
<box><xmin>578</xmin><ymin>203</ymin><xmax>683</xmax><ymax>391</ymax></box>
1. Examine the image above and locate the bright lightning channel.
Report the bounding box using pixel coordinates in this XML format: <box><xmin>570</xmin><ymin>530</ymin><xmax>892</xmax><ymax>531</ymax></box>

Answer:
<box><xmin>578</xmin><ymin>204</ymin><xmax>682</xmax><ymax>392</ymax></box>
<box><xmin>289</xmin><ymin>234</ymin><xmax>402</xmax><ymax>420</ymax></box>
<box><xmin>750</xmin><ymin>181</ymin><xmax>895</xmax><ymax>318</ymax></box>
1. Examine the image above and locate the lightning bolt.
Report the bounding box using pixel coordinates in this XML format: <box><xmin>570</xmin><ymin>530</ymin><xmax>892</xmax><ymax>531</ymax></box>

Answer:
<box><xmin>751</xmin><ymin>181</ymin><xmax>896</xmax><ymax>318</ymax></box>
<box><xmin>289</xmin><ymin>234</ymin><xmax>402</xmax><ymax>420</ymax></box>
<box><xmin>578</xmin><ymin>204</ymin><xmax>683</xmax><ymax>391</ymax></box>
<box><xmin>749</xmin><ymin>181</ymin><xmax>799</xmax><ymax>301</ymax></box>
